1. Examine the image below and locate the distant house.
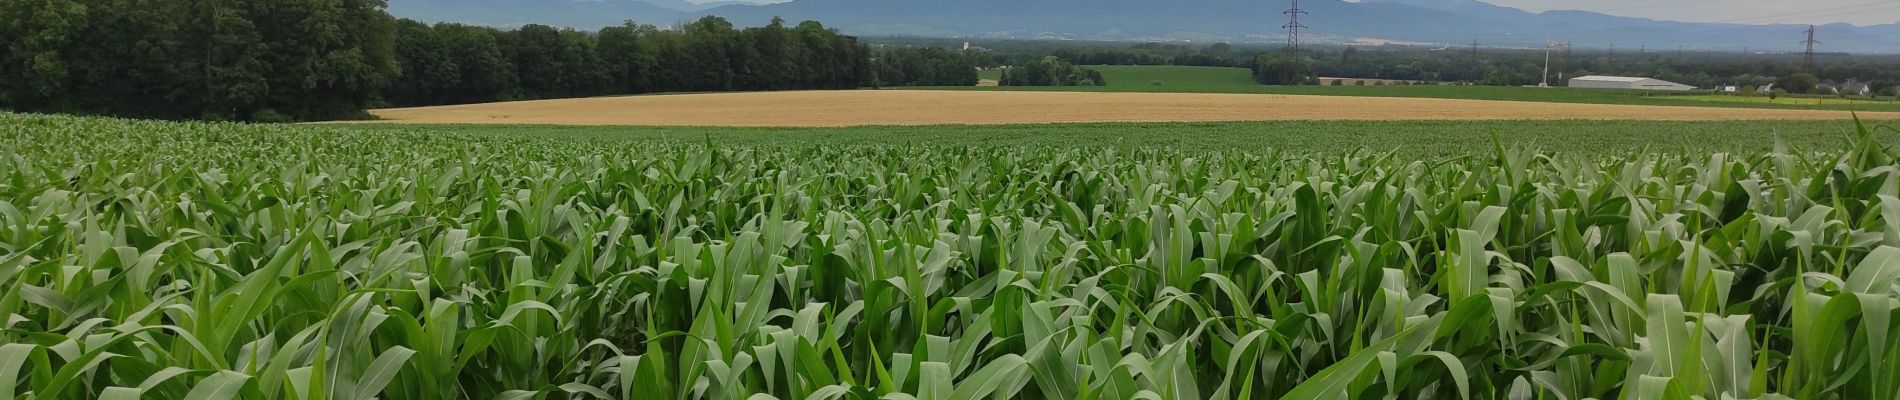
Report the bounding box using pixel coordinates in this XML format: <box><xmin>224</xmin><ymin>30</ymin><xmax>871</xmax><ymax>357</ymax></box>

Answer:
<box><xmin>1716</xmin><ymin>85</ymin><xmax>1739</xmax><ymax>93</ymax></box>
<box><xmin>1808</xmin><ymin>80</ymin><xmax>1869</xmax><ymax>95</ymax></box>
<box><xmin>1845</xmin><ymin>80</ymin><xmax>1874</xmax><ymax>96</ymax></box>
<box><xmin>1757</xmin><ymin>83</ymin><xmax>1776</xmax><ymax>94</ymax></box>
<box><xmin>1568</xmin><ymin>75</ymin><xmax>1695</xmax><ymax>91</ymax></box>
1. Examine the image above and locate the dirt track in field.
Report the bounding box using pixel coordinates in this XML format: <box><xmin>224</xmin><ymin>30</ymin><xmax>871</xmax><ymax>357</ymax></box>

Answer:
<box><xmin>368</xmin><ymin>90</ymin><xmax>1899</xmax><ymax>127</ymax></box>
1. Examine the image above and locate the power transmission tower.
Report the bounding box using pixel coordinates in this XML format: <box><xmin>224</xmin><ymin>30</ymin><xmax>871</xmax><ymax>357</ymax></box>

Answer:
<box><xmin>1283</xmin><ymin>0</ymin><xmax>1309</xmax><ymax>52</ymax></box>
<box><xmin>1469</xmin><ymin>39</ymin><xmax>1479</xmax><ymax>62</ymax></box>
<box><xmin>1541</xmin><ymin>40</ymin><xmax>1569</xmax><ymax>88</ymax></box>
<box><xmin>1802</xmin><ymin>25</ymin><xmax>1821</xmax><ymax>73</ymax></box>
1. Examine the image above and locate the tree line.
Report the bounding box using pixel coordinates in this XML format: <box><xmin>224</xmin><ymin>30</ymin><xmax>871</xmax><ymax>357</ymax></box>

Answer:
<box><xmin>1269</xmin><ymin>44</ymin><xmax>1900</xmax><ymax>95</ymax></box>
<box><xmin>885</xmin><ymin>37</ymin><xmax>1900</xmax><ymax>95</ymax></box>
<box><xmin>870</xmin><ymin>47</ymin><xmax>979</xmax><ymax>87</ymax></box>
<box><xmin>0</xmin><ymin>0</ymin><xmax>873</xmax><ymax>121</ymax></box>
<box><xmin>1000</xmin><ymin>57</ymin><xmax>1105</xmax><ymax>87</ymax></box>
<box><xmin>0</xmin><ymin>0</ymin><xmax>398</xmax><ymax>121</ymax></box>
<box><xmin>865</xmin><ymin>38</ymin><xmax>1267</xmax><ymax>70</ymax></box>
<box><xmin>384</xmin><ymin>17</ymin><xmax>870</xmax><ymax>108</ymax></box>
<box><xmin>1056</xmin><ymin>43</ymin><xmax>1248</xmax><ymax>68</ymax></box>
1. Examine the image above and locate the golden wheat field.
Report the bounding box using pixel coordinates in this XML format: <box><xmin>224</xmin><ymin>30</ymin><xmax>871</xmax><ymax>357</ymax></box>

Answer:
<box><xmin>366</xmin><ymin>90</ymin><xmax>1900</xmax><ymax>127</ymax></box>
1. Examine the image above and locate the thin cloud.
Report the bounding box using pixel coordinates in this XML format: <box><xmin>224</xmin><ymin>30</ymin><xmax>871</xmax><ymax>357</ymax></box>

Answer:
<box><xmin>1475</xmin><ymin>0</ymin><xmax>1900</xmax><ymax>25</ymax></box>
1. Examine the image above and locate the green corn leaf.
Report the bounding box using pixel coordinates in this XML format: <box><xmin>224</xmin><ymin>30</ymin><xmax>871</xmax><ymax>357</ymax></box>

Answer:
<box><xmin>0</xmin><ymin>344</ymin><xmax>35</xmax><ymax>400</ymax></box>
<box><xmin>99</xmin><ymin>387</ymin><xmax>142</xmax><ymax>400</ymax></box>
<box><xmin>352</xmin><ymin>346</ymin><xmax>416</xmax><ymax>400</ymax></box>
<box><xmin>1848</xmin><ymin>246</ymin><xmax>1900</xmax><ymax>295</ymax></box>
<box><xmin>947</xmin><ymin>355</ymin><xmax>1028</xmax><ymax>400</ymax></box>
<box><xmin>182</xmin><ymin>370</ymin><xmax>252</xmax><ymax>400</ymax></box>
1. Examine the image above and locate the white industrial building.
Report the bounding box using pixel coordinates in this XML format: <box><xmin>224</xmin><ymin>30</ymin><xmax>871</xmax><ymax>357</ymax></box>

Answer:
<box><xmin>1567</xmin><ymin>75</ymin><xmax>1695</xmax><ymax>91</ymax></box>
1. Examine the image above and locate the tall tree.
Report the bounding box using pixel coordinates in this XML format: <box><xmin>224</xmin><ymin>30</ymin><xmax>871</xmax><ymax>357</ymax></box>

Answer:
<box><xmin>195</xmin><ymin>0</ymin><xmax>272</xmax><ymax>119</ymax></box>
<box><xmin>1785</xmin><ymin>73</ymin><xmax>1819</xmax><ymax>94</ymax></box>
<box><xmin>437</xmin><ymin>23</ymin><xmax>514</xmax><ymax>103</ymax></box>
<box><xmin>386</xmin><ymin>19</ymin><xmax>457</xmax><ymax>107</ymax></box>
<box><xmin>874</xmin><ymin>47</ymin><xmax>978</xmax><ymax>87</ymax></box>
<box><xmin>503</xmin><ymin>24</ymin><xmax>565</xmax><ymax>99</ymax></box>
<box><xmin>240</xmin><ymin>0</ymin><xmax>398</xmax><ymax>120</ymax></box>
<box><xmin>598</xmin><ymin>22</ymin><xmax>657</xmax><ymax>94</ymax></box>
<box><xmin>683</xmin><ymin>16</ymin><xmax>737</xmax><ymax>91</ymax></box>
<box><xmin>0</xmin><ymin>0</ymin><xmax>89</xmax><ymax>108</ymax></box>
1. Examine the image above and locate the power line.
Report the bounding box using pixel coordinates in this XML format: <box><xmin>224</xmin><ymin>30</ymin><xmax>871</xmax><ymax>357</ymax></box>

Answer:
<box><xmin>1283</xmin><ymin>0</ymin><xmax>1309</xmax><ymax>51</ymax></box>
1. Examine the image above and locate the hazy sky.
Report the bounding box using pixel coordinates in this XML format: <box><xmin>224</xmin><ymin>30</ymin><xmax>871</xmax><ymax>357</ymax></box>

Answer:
<box><xmin>1481</xmin><ymin>0</ymin><xmax>1900</xmax><ymax>26</ymax></box>
<box><xmin>681</xmin><ymin>0</ymin><xmax>1900</xmax><ymax>26</ymax></box>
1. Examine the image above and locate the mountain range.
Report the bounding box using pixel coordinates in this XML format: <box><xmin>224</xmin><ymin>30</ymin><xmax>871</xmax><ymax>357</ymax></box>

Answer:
<box><xmin>385</xmin><ymin>0</ymin><xmax>1900</xmax><ymax>53</ymax></box>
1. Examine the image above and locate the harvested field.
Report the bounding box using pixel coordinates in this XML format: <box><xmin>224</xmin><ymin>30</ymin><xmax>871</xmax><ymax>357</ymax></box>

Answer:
<box><xmin>369</xmin><ymin>90</ymin><xmax>1900</xmax><ymax>127</ymax></box>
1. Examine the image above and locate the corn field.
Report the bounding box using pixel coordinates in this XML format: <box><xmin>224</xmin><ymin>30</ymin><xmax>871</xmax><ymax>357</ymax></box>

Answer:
<box><xmin>3</xmin><ymin>112</ymin><xmax>1900</xmax><ymax>399</ymax></box>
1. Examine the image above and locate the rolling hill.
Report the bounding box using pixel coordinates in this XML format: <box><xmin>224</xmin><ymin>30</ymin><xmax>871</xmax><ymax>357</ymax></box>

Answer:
<box><xmin>384</xmin><ymin>0</ymin><xmax>1900</xmax><ymax>53</ymax></box>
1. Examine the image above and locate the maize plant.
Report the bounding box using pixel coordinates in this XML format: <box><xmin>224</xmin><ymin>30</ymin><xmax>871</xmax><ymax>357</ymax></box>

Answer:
<box><xmin>3</xmin><ymin>112</ymin><xmax>1900</xmax><ymax>399</ymax></box>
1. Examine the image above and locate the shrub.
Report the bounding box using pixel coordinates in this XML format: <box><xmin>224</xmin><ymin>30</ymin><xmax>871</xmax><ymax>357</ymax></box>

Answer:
<box><xmin>1250</xmin><ymin>53</ymin><xmax>1314</xmax><ymax>85</ymax></box>
<box><xmin>250</xmin><ymin>109</ymin><xmax>294</xmax><ymax>123</ymax></box>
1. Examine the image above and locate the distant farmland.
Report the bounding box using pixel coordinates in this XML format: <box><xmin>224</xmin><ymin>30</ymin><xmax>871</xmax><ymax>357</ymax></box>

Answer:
<box><xmin>949</xmin><ymin>65</ymin><xmax>1900</xmax><ymax>112</ymax></box>
<box><xmin>366</xmin><ymin>90</ymin><xmax>1900</xmax><ymax>127</ymax></box>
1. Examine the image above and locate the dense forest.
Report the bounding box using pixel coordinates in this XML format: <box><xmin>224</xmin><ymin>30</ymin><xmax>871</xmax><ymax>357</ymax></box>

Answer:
<box><xmin>383</xmin><ymin>17</ymin><xmax>868</xmax><ymax>108</ymax></box>
<box><xmin>0</xmin><ymin>0</ymin><xmax>871</xmax><ymax>121</ymax></box>
<box><xmin>870</xmin><ymin>47</ymin><xmax>980</xmax><ymax>87</ymax></box>
<box><xmin>0</xmin><ymin>0</ymin><xmax>399</xmax><ymax>121</ymax></box>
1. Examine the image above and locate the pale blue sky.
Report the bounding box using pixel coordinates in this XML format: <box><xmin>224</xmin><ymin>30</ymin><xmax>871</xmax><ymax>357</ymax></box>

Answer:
<box><xmin>1482</xmin><ymin>0</ymin><xmax>1900</xmax><ymax>26</ymax></box>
